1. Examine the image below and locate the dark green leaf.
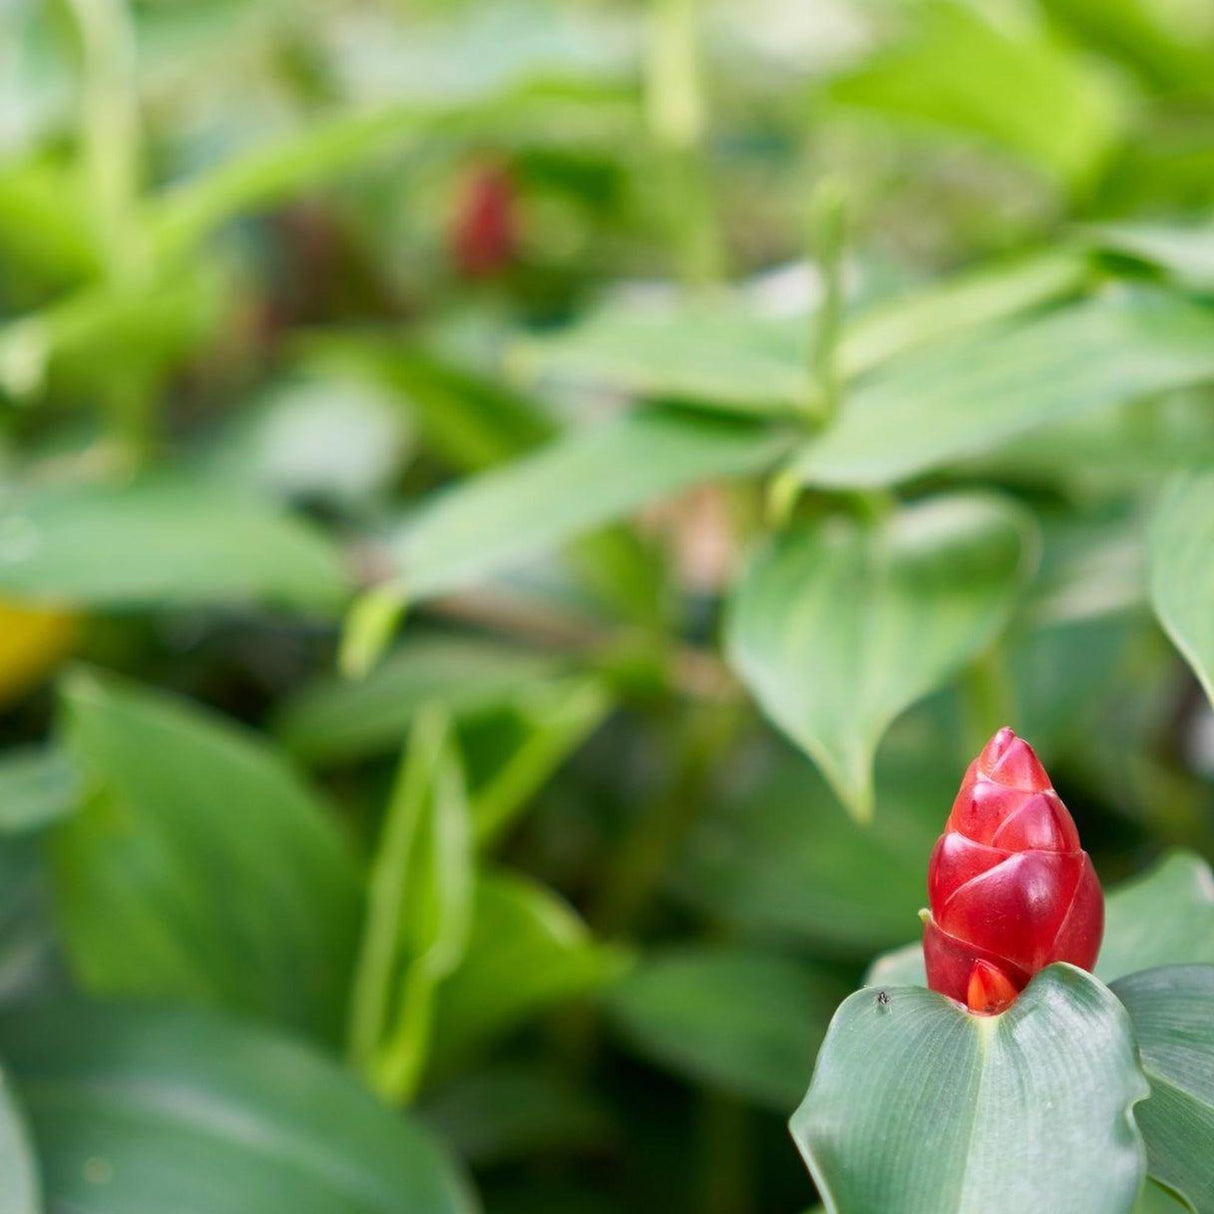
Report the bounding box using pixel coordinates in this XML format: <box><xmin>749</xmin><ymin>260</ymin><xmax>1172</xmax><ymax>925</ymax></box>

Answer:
<box><xmin>607</xmin><ymin>946</ymin><xmax>844</xmax><ymax>1110</ymax></box>
<box><xmin>0</xmin><ymin>1065</ymin><xmax>39</xmax><ymax>1214</ymax></box>
<box><xmin>0</xmin><ymin>476</ymin><xmax>351</xmax><ymax>614</ymax></box>
<box><xmin>50</xmin><ymin>670</ymin><xmax>362</xmax><ymax>1043</ymax></box>
<box><xmin>431</xmin><ymin>870</ymin><xmax>628</xmax><ymax>1076</ymax></box>
<box><xmin>0</xmin><ymin>1001</ymin><xmax>477</xmax><ymax>1214</ymax></box>
<box><xmin>0</xmin><ymin>747</ymin><xmax>77</xmax><ymax>833</ymax></box>
<box><xmin>1089</xmin><ymin>221</ymin><xmax>1214</xmax><ymax>292</ymax></box>
<box><xmin>727</xmin><ymin>495</ymin><xmax>1034</xmax><ymax>819</ymax></box>
<box><xmin>791</xmin><ymin>967</ymin><xmax>1148</xmax><ymax>1214</ymax></box>
<box><xmin>1112</xmin><ymin>966</ymin><xmax>1214</xmax><ymax>1214</ymax></box>
<box><xmin>1150</xmin><ymin>471</ymin><xmax>1214</xmax><ymax>705</ymax></box>
<box><xmin>673</xmin><ymin>740</ymin><xmax>946</xmax><ymax>958</ymax></box>
<box><xmin>276</xmin><ymin>636</ymin><xmax>568</xmax><ymax>766</ymax></box>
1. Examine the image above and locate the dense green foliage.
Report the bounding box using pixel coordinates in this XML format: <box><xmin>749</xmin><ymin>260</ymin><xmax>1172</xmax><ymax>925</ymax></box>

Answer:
<box><xmin>1</xmin><ymin>0</ymin><xmax>1214</xmax><ymax>1211</ymax></box>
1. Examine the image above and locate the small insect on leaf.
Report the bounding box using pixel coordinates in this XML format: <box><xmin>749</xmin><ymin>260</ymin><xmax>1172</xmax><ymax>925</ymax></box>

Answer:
<box><xmin>876</xmin><ymin>989</ymin><xmax>891</xmax><ymax>1008</ymax></box>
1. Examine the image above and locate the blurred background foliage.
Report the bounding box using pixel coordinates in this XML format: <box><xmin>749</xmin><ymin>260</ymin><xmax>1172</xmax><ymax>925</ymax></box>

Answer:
<box><xmin>0</xmin><ymin>0</ymin><xmax>1213</xmax><ymax>1211</ymax></box>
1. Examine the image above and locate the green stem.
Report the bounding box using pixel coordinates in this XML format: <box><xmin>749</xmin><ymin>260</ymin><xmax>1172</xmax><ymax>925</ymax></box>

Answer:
<box><xmin>808</xmin><ymin>180</ymin><xmax>848</xmax><ymax>424</ymax></box>
<box><xmin>646</xmin><ymin>0</ymin><xmax>724</xmax><ymax>287</ymax></box>
<box><xmin>347</xmin><ymin>708</ymin><xmax>448</xmax><ymax>1071</ymax></box>
<box><xmin>66</xmin><ymin>0</ymin><xmax>145</xmax><ymax>287</ymax></box>
<box><xmin>699</xmin><ymin>1092</ymin><xmax>755</xmax><ymax>1214</ymax></box>
<box><xmin>592</xmin><ymin>700</ymin><xmax>739</xmax><ymax>935</ymax></box>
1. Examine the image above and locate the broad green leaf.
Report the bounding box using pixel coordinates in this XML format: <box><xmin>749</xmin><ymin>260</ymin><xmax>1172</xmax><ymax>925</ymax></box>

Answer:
<box><xmin>1041</xmin><ymin>0</ymin><xmax>1214</xmax><ymax>89</ymax></box>
<box><xmin>0</xmin><ymin>1066</ymin><xmax>39</xmax><ymax>1214</ymax></box>
<box><xmin>673</xmin><ymin>740</ymin><xmax>946</xmax><ymax>957</ymax></box>
<box><xmin>791</xmin><ymin>966</ymin><xmax>1148</xmax><ymax>1214</ymax></box>
<box><xmin>1112</xmin><ymin>967</ymin><xmax>1214</xmax><ymax>1214</ymax></box>
<box><xmin>0</xmin><ymin>476</ymin><xmax>351</xmax><ymax>613</ymax></box>
<box><xmin>50</xmin><ymin>670</ymin><xmax>361</xmax><ymax>1043</ymax></box>
<box><xmin>0</xmin><ymin>747</ymin><xmax>78</xmax><ymax>833</ymax></box>
<box><xmin>1097</xmin><ymin>853</ymin><xmax>1214</xmax><ymax>983</ymax></box>
<box><xmin>352</xmin><ymin>712</ymin><xmax>474</xmax><ymax>1102</ymax></box>
<box><xmin>1089</xmin><ymin>222</ymin><xmax>1214</xmax><ymax>291</ymax></box>
<box><xmin>382</xmin><ymin>409</ymin><xmax>790</xmax><ymax>603</ymax></box>
<box><xmin>788</xmin><ymin>292</ymin><xmax>1214</xmax><ymax>490</ymax></box>
<box><xmin>828</xmin><ymin>0</ymin><xmax>1125</xmax><ymax>188</ymax></box>
<box><xmin>0</xmin><ymin>1001</ymin><xmax>477</xmax><ymax>1214</ymax></box>
<box><xmin>510</xmin><ymin>250</ymin><xmax>1087</xmax><ymax>417</ymax></box>
<box><xmin>726</xmin><ymin>495</ymin><xmax>1033</xmax><ymax>819</ymax></box>
<box><xmin>430</xmin><ymin>870</ymin><xmax>628</xmax><ymax>1076</ymax></box>
<box><xmin>276</xmin><ymin>635</ymin><xmax>568</xmax><ymax>766</ymax></box>
<box><xmin>867</xmin><ymin>850</ymin><xmax>1214</xmax><ymax>990</ymax></box>
<box><xmin>203</xmin><ymin>372</ymin><xmax>411</xmax><ymax>506</ymax></box>
<box><xmin>1150</xmin><ymin>472</ymin><xmax>1214</xmax><ymax>705</ymax></box>
<box><xmin>607</xmin><ymin>946</ymin><xmax>844</xmax><ymax>1110</ymax></box>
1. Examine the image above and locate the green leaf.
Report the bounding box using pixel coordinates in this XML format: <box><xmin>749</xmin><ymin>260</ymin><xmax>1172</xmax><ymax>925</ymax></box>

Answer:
<box><xmin>1112</xmin><ymin>967</ymin><xmax>1214</xmax><ymax>1214</ymax></box>
<box><xmin>867</xmin><ymin>850</ymin><xmax>1214</xmax><ymax>990</ymax></box>
<box><xmin>673</xmin><ymin>739</ymin><xmax>947</xmax><ymax>957</ymax></box>
<box><xmin>421</xmin><ymin>1063</ymin><xmax>611</xmax><ymax>1167</ymax></box>
<box><xmin>1135</xmin><ymin>1183</ymin><xmax>1193</xmax><ymax>1214</ymax></box>
<box><xmin>352</xmin><ymin>712</ymin><xmax>474</xmax><ymax>1102</ymax></box>
<box><xmin>788</xmin><ymin>292</ymin><xmax>1214</xmax><ymax>489</ymax></box>
<box><xmin>791</xmin><ymin>966</ymin><xmax>1148</xmax><ymax>1214</ymax></box>
<box><xmin>1088</xmin><ymin>221</ymin><xmax>1214</xmax><ymax>292</ymax></box>
<box><xmin>608</xmin><ymin>946</ymin><xmax>844</xmax><ymax>1111</ymax></box>
<box><xmin>430</xmin><ymin>870</ymin><xmax>628</xmax><ymax>1076</ymax></box>
<box><xmin>275</xmin><ymin>635</ymin><xmax>569</xmax><ymax>766</ymax></box>
<box><xmin>146</xmin><ymin>105</ymin><xmax>427</xmax><ymax>261</ymax></box>
<box><xmin>0</xmin><ymin>837</ymin><xmax>59</xmax><ymax>1009</ymax></box>
<box><xmin>828</xmin><ymin>0</ymin><xmax>1125</xmax><ymax>188</ymax></box>
<box><xmin>0</xmin><ymin>747</ymin><xmax>78</xmax><ymax>833</ymax></box>
<box><xmin>50</xmin><ymin>670</ymin><xmax>362</xmax><ymax>1043</ymax></box>
<box><xmin>0</xmin><ymin>1064</ymin><xmax>39</xmax><ymax>1214</ymax></box>
<box><xmin>510</xmin><ymin>251</ymin><xmax>1087</xmax><ymax>418</ymax></box>
<box><xmin>0</xmin><ymin>476</ymin><xmax>351</xmax><ymax>614</ymax></box>
<box><xmin>726</xmin><ymin>495</ymin><xmax>1034</xmax><ymax>819</ymax></box>
<box><xmin>1097</xmin><ymin>853</ymin><xmax>1214</xmax><ymax>983</ymax></box>
<box><xmin>0</xmin><ymin>1001</ymin><xmax>477</xmax><ymax>1214</ymax></box>
<box><xmin>1150</xmin><ymin>472</ymin><xmax>1214</xmax><ymax>705</ymax></box>
<box><xmin>383</xmin><ymin>409</ymin><xmax>790</xmax><ymax>603</ymax></box>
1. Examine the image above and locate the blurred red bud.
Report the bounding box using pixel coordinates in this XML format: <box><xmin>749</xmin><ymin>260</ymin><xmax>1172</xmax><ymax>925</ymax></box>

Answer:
<box><xmin>923</xmin><ymin>728</ymin><xmax>1103</xmax><ymax>1015</ymax></box>
<box><xmin>450</xmin><ymin>163</ymin><xmax>517</xmax><ymax>278</ymax></box>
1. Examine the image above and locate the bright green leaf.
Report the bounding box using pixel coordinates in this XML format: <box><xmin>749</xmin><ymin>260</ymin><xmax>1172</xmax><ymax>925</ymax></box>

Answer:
<box><xmin>510</xmin><ymin>250</ymin><xmax>1087</xmax><ymax>418</ymax></box>
<box><xmin>791</xmin><ymin>966</ymin><xmax>1148</xmax><ymax>1214</ymax></box>
<box><xmin>828</xmin><ymin>0</ymin><xmax>1125</xmax><ymax>188</ymax></box>
<box><xmin>608</xmin><ymin>946</ymin><xmax>844</xmax><ymax>1110</ymax></box>
<box><xmin>383</xmin><ymin>409</ymin><xmax>790</xmax><ymax>603</ymax></box>
<box><xmin>1112</xmin><ymin>966</ymin><xmax>1214</xmax><ymax>1214</ymax></box>
<box><xmin>0</xmin><ymin>1001</ymin><xmax>477</xmax><ymax>1214</ymax></box>
<box><xmin>1089</xmin><ymin>221</ymin><xmax>1214</xmax><ymax>292</ymax></box>
<box><xmin>789</xmin><ymin>292</ymin><xmax>1214</xmax><ymax>489</ymax></box>
<box><xmin>726</xmin><ymin>495</ymin><xmax>1034</xmax><ymax>819</ymax></box>
<box><xmin>1150</xmin><ymin>471</ymin><xmax>1214</xmax><ymax>705</ymax></box>
<box><xmin>0</xmin><ymin>476</ymin><xmax>351</xmax><ymax>614</ymax></box>
<box><xmin>50</xmin><ymin>670</ymin><xmax>362</xmax><ymax>1043</ymax></box>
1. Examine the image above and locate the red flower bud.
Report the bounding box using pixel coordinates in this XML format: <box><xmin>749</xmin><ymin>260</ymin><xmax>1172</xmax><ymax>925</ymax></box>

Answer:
<box><xmin>450</xmin><ymin>164</ymin><xmax>517</xmax><ymax>279</ymax></box>
<box><xmin>923</xmin><ymin>727</ymin><xmax>1103</xmax><ymax>1015</ymax></box>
